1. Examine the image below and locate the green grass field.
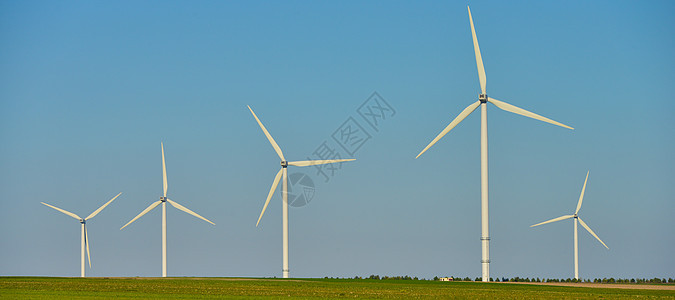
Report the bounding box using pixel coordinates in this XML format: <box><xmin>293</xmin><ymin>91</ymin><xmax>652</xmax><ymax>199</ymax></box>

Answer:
<box><xmin>1</xmin><ymin>277</ymin><xmax>673</xmax><ymax>299</ymax></box>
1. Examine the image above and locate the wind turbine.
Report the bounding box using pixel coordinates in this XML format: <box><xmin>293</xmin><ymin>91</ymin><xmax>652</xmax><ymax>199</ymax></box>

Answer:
<box><xmin>531</xmin><ymin>171</ymin><xmax>608</xmax><ymax>280</ymax></box>
<box><xmin>41</xmin><ymin>192</ymin><xmax>122</xmax><ymax>277</ymax></box>
<box><xmin>415</xmin><ymin>6</ymin><xmax>574</xmax><ymax>282</ymax></box>
<box><xmin>247</xmin><ymin>105</ymin><xmax>355</xmax><ymax>278</ymax></box>
<box><xmin>120</xmin><ymin>142</ymin><xmax>215</xmax><ymax>278</ymax></box>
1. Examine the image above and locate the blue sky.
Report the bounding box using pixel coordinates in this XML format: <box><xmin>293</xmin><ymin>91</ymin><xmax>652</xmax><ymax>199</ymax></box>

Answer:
<box><xmin>1</xmin><ymin>0</ymin><xmax>673</xmax><ymax>279</ymax></box>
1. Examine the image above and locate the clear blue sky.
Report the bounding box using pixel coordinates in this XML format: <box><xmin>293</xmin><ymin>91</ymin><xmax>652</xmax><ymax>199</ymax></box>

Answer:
<box><xmin>1</xmin><ymin>0</ymin><xmax>673</xmax><ymax>279</ymax></box>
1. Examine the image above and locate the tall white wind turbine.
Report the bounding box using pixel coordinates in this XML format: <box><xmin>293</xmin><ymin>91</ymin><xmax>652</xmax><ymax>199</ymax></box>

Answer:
<box><xmin>41</xmin><ymin>193</ymin><xmax>122</xmax><ymax>277</ymax></box>
<box><xmin>415</xmin><ymin>6</ymin><xmax>574</xmax><ymax>282</ymax></box>
<box><xmin>120</xmin><ymin>142</ymin><xmax>215</xmax><ymax>277</ymax></box>
<box><xmin>248</xmin><ymin>105</ymin><xmax>355</xmax><ymax>278</ymax></box>
<box><xmin>531</xmin><ymin>171</ymin><xmax>608</xmax><ymax>280</ymax></box>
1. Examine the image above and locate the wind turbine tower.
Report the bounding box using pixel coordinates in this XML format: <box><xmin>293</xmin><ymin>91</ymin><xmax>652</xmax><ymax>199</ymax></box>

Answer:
<box><xmin>41</xmin><ymin>192</ymin><xmax>121</xmax><ymax>277</ymax></box>
<box><xmin>416</xmin><ymin>6</ymin><xmax>574</xmax><ymax>281</ymax></box>
<box><xmin>248</xmin><ymin>105</ymin><xmax>355</xmax><ymax>278</ymax></box>
<box><xmin>531</xmin><ymin>171</ymin><xmax>609</xmax><ymax>280</ymax></box>
<box><xmin>121</xmin><ymin>142</ymin><xmax>215</xmax><ymax>277</ymax></box>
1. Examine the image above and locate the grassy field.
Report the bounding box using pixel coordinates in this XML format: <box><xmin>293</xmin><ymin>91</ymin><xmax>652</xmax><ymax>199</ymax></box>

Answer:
<box><xmin>1</xmin><ymin>277</ymin><xmax>673</xmax><ymax>299</ymax></box>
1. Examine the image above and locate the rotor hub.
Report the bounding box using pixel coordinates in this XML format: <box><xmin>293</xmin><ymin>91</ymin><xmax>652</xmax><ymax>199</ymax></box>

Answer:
<box><xmin>573</xmin><ymin>214</ymin><xmax>578</xmax><ymax>219</ymax></box>
<box><xmin>160</xmin><ymin>197</ymin><xmax>167</xmax><ymax>202</ymax></box>
<box><xmin>79</xmin><ymin>219</ymin><xmax>85</xmax><ymax>224</ymax></box>
<box><xmin>281</xmin><ymin>161</ymin><xmax>288</xmax><ymax>168</ymax></box>
<box><xmin>479</xmin><ymin>94</ymin><xmax>488</xmax><ymax>103</ymax></box>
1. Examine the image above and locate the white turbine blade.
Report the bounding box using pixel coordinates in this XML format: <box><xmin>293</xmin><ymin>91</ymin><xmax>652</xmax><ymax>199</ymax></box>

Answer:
<box><xmin>530</xmin><ymin>215</ymin><xmax>574</xmax><ymax>227</ymax></box>
<box><xmin>162</xmin><ymin>142</ymin><xmax>168</xmax><ymax>198</ymax></box>
<box><xmin>468</xmin><ymin>6</ymin><xmax>487</xmax><ymax>95</ymax></box>
<box><xmin>416</xmin><ymin>101</ymin><xmax>481</xmax><ymax>159</ymax></box>
<box><xmin>41</xmin><ymin>202</ymin><xmax>82</xmax><ymax>220</ymax></box>
<box><xmin>575</xmin><ymin>171</ymin><xmax>590</xmax><ymax>215</ymax></box>
<box><xmin>85</xmin><ymin>192</ymin><xmax>122</xmax><ymax>220</ymax></box>
<box><xmin>120</xmin><ymin>200</ymin><xmax>162</xmax><ymax>230</ymax></box>
<box><xmin>166</xmin><ymin>199</ymin><xmax>215</xmax><ymax>225</ymax></box>
<box><xmin>487</xmin><ymin>97</ymin><xmax>574</xmax><ymax>130</ymax></box>
<box><xmin>85</xmin><ymin>225</ymin><xmax>91</xmax><ymax>268</ymax></box>
<box><xmin>247</xmin><ymin>105</ymin><xmax>285</xmax><ymax>161</ymax></box>
<box><xmin>256</xmin><ymin>168</ymin><xmax>284</xmax><ymax>227</ymax></box>
<box><xmin>578</xmin><ymin>217</ymin><xmax>609</xmax><ymax>249</ymax></box>
<box><xmin>288</xmin><ymin>159</ymin><xmax>356</xmax><ymax>167</ymax></box>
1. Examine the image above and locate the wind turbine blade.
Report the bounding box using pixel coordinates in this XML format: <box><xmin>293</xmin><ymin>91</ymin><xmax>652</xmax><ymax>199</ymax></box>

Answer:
<box><xmin>41</xmin><ymin>202</ymin><xmax>82</xmax><ymax>220</ymax></box>
<box><xmin>85</xmin><ymin>225</ymin><xmax>91</xmax><ymax>268</ymax></box>
<box><xmin>288</xmin><ymin>159</ymin><xmax>356</xmax><ymax>167</ymax></box>
<box><xmin>247</xmin><ymin>105</ymin><xmax>285</xmax><ymax>161</ymax></box>
<box><xmin>162</xmin><ymin>142</ymin><xmax>168</xmax><ymax>198</ymax></box>
<box><xmin>257</xmin><ymin>168</ymin><xmax>284</xmax><ymax>227</ymax></box>
<box><xmin>530</xmin><ymin>215</ymin><xmax>574</xmax><ymax>227</ymax></box>
<box><xmin>468</xmin><ymin>6</ymin><xmax>487</xmax><ymax>95</ymax></box>
<box><xmin>416</xmin><ymin>101</ymin><xmax>481</xmax><ymax>159</ymax></box>
<box><xmin>166</xmin><ymin>199</ymin><xmax>215</xmax><ymax>225</ymax></box>
<box><xmin>85</xmin><ymin>192</ymin><xmax>122</xmax><ymax>220</ymax></box>
<box><xmin>578</xmin><ymin>217</ymin><xmax>609</xmax><ymax>249</ymax></box>
<box><xmin>487</xmin><ymin>97</ymin><xmax>574</xmax><ymax>130</ymax></box>
<box><xmin>120</xmin><ymin>200</ymin><xmax>162</xmax><ymax>230</ymax></box>
<box><xmin>575</xmin><ymin>171</ymin><xmax>590</xmax><ymax>214</ymax></box>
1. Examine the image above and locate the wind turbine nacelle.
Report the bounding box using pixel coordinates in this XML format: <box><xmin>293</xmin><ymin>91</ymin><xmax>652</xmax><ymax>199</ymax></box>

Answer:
<box><xmin>160</xmin><ymin>197</ymin><xmax>167</xmax><ymax>202</ymax></box>
<box><xmin>280</xmin><ymin>161</ymin><xmax>288</xmax><ymax>167</ymax></box>
<box><xmin>479</xmin><ymin>94</ymin><xmax>488</xmax><ymax>103</ymax></box>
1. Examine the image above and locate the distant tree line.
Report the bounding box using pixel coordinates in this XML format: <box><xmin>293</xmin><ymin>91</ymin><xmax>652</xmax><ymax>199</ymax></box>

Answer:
<box><xmin>326</xmin><ymin>275</ymin><xmax>674</xmax><ymax>284</ymax></box>
<box><xmin>488</xmin><ymin>277</ymin><xmax>674</xmax><ymax>284</ymax></box>
<box><xmin>323</xmin><ymin>275</ymin><xmax>421</xmax><ymax>281</ymax></box>
<box><xmin>449</xmin><ymin>277</ymin><xmax>674</xmax><ymax>284</ymax></box>
<box><xmin>492</xmin><ymin>277</ymin><xmax>674</xmax><ymax>284</ymax></box>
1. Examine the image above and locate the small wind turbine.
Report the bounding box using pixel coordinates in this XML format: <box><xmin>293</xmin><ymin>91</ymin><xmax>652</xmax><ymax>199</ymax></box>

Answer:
<box><xmin>415</xmin><ymin>6</ymin><xmax>574</xmax><ymax>282</ymax></box>
<box><xmin>248</xmin><ymin>105</ymin><xmax>355</xmax><ymax>278</ymax></box>
<box><xmin>120</xmin><ymin>142</ymin><xmax>214</xmax><ymax>278</ymax></box>
<box><xmin>531</xmin><ymin>171</ymin><xmax>608</xmax><ymax>280</ymax></box>
<box><xmin>41</xmin><ymin>192</ymin><xmax>122</xmax><ymax>277</ymax></box>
